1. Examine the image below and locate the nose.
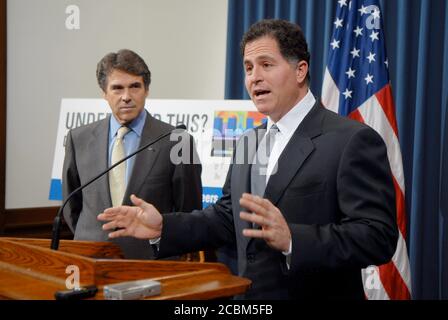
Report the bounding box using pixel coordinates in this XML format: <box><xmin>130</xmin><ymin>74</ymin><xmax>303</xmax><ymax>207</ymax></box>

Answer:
<box><xmin>121</xmin><ymin>89</ymin><xmax>131</xmax><ymax>103</ymax></box>
<box><xmin>247</xmin><ymin>66</ymin><xmax>263</xmax><ymax>85</ymax></box>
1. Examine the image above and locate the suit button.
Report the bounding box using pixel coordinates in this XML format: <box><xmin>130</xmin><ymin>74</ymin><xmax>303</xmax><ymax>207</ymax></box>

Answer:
<box><xmin>247</xmin><ymin>254</ymin><xmax>255</xmax><ymax>263</ymax></box>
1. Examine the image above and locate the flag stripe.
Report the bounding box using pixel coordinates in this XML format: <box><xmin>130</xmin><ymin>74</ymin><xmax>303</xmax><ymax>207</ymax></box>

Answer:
<box><xmin>391</xmin><ymin>231</ymin><xmax>412</xmax><ymax>292</ymax></box>
<box><xmin>382</xmin><ymin>231</ymin><xmax>412</xmax><ymax>299</ymax></box>
<box><xmin>378</xmin><ymin>260</ymin><xmax>411</xmax><ymax>299</ymax></box>
<box><xmin>348</xmin><ymin>108</ymin><xmax>364</xmax><ymax>122</ymax></box>
<box><xmin>392</xmin><ymin>175</ymin><xmax>407</xmax><ymax>238</ymax></box>
<box><xmin>322</xmin><ymin>68</ymin><xmax>340</xmax><ymax>113</ymax></box>
<box><xmin>375</xmin><ymin>85</ymin><xmax>399</xmax><ymax>137</ymax></box>
<box><xmin>357</xmin><ymin>94</ymin><xmax>405</xmax><ymax>191</ymax></box>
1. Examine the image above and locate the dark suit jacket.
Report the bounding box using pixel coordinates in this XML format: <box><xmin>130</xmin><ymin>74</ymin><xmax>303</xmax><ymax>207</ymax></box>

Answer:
<box><xmin>158</xmin><ymin>101</ymin><xmax>398</xmax><ymax>299</ymax></box>
<box><xmin>62</xmin><ymin>111</ymin><xmax>202</xmax><ymax>259</ymax></box>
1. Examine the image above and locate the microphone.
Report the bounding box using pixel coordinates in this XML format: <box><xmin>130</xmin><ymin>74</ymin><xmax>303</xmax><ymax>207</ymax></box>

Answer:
<box><xmin>50</xmin><ymin>124</ymin><xmax>187</xmax><ymax>250</ymax></box>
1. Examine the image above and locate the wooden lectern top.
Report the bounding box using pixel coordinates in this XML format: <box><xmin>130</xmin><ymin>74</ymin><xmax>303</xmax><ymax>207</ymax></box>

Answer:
<box><xmin>0</xmin><ymin>237</ymin><xmax>251</xmax><ymax>300</ymax></box>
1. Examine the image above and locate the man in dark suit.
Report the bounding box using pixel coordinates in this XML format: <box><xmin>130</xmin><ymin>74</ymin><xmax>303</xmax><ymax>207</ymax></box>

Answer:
<box><xmin>62</xmin><ymin>49</ymin><xmax>202</xmax><ymax>259</ymax></box>
<box><xmin>98</xmin><ymin>20</ymin><xmax>398</xmax><ymax>299</ymax></box>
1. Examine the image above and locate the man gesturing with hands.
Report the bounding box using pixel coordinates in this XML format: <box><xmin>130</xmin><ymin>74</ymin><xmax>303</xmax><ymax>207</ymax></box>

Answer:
<box><xmin>99</xmin><ymin>20</ymin><xmax>398</xmax><ymax>299</ymax></box>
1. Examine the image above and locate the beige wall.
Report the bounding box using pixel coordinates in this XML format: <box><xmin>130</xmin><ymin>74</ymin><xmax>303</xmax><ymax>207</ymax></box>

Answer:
<box><xmin>6</xmin><ymin>0</ymin><xmax>228</xmax><ymax>208</ymax></box>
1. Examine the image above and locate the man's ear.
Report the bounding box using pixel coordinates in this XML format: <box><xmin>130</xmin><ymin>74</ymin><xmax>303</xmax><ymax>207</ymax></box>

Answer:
<box><xmin>296</xmin><ymin>60</ymin><xmax>309</xmax><ymax>84</ymax></box>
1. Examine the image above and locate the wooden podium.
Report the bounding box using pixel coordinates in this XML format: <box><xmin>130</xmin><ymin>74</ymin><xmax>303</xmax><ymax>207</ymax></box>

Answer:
<box><xmin>0</xmin><ymin>237</ymin><xmax>250</xmax><ymax>300</ymax></box>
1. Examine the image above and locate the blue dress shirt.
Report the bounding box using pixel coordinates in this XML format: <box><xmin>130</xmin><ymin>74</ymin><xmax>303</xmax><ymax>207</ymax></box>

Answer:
<box><xmin>108</xmin><ymin>110</ymin><xmax>147</xmax><ymax>186</ymax></box>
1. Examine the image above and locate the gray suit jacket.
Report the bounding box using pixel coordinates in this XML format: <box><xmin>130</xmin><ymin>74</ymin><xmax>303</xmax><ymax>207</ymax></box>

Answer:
<box><xmin>158</xmin><ymin>102</ymin><xmax>398</xmax><ymax>299</ymax></box>
<box><xmin>62</xmin><ymin>111</ymin><xmax>202</xmax><ymax>259</ymax></box>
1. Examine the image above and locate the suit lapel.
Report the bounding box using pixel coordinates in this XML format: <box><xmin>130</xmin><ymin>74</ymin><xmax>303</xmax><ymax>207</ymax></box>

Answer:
<box><xmin>90</xmin><ymin>116</ymin><xmax>112</xmax><ymax>209</ymax></box>
<box><xmin>264</xmin><ymin>135</ymin><xmax>314</xmax><ymax>205</ymax></box>
<box><xmin>123</xmin><ymin>113</ymin><xmax>163</xmax><ymax>205</ymax></box>
<box><xmin>264</xmin><ymin>102</ymin><xmax>324</xmax><ymax>206</ymax></box>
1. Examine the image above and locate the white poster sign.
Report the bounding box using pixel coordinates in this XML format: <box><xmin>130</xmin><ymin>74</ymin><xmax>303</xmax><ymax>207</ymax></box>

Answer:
<box><xmin>49</xmin><ymin>99</ymin><xmax>266</xmax><ymax>208</ymax></box>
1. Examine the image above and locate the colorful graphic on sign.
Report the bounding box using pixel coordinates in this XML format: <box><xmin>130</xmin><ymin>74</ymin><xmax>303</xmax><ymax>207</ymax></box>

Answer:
<box><xmin>211</xmin><ymin>111</ymin><xmax>266</xmax><ymax>157</ymax></box>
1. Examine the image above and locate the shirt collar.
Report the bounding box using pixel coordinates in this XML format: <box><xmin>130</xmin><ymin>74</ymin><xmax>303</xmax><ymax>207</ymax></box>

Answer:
<box><xmin>267</xmin><ymin>90</ymin><xmax>316</xmax><ymax>138</ymax></box>
<box><xmin>110</xmin><ymin>110</ymin><xmax>147</xmax><ymax>138</ymax></box>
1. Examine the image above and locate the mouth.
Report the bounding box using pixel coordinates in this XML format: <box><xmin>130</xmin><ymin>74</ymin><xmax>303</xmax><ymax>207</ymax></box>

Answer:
<box><xmin>120</xmin><ymin>105</ymin><xmax>135</xmax><ymax>111</ymax></box>
<box><xmin>253</xmin><ymin>89</ymin><xmax>271</xmax><ymax>99</ymax></box>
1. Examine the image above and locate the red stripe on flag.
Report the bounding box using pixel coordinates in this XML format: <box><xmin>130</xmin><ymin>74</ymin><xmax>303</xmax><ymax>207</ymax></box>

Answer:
<box><xmin>348</xmin><ymin>109</ymin><xmax>364</xmax><ymax>122</ymax></box>
<box><xmin>392</xmin><ymin>176</ymin><xmax>407</xmax><ymax>238</ymax></box>
<box><xmin>375</xmin><ymin>85</ymin><xmax>399</xmax><ymax>137</ymax></box>
<box><xmin>378</xmin><ymin>261</ymin><xmax>411</xmax><ymax>300</ymax></box>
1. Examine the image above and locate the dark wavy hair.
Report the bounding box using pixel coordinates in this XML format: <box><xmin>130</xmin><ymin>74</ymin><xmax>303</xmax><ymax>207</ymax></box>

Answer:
<box><xmin>240</xmin><ymin>19</ymin><xmax>310</xmax><ymax>82</ymax></box>
<box><xmin>96</xmin><ymin>49</ymin><xmax>151</xmax><ymax>92</ymax></box>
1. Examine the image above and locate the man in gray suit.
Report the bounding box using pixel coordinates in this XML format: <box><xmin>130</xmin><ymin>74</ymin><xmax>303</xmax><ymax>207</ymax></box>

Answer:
<box><xmin>62</xmin><ymin>49</ymin><xmax>202</xmax><ymax>259</ymax></box>
<box><xmin>98</xmin><ymin>21</ymin><xmax>398</xmax><ymax>299</ymax></box>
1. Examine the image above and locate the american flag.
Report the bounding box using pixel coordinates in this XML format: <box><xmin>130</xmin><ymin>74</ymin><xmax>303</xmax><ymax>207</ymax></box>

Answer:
<box><xmin>321</xmin><ymin>0</ymin><xmax>411</xmax><ymax>299</ymax></box>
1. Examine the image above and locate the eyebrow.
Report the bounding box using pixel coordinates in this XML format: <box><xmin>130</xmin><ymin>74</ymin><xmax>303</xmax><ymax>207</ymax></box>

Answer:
<box><xmin>244</xmin><ymin>54</ymin><xmax>276</xmax><ymax>64</ymax></box>
<box><xmin>110</xmin><ymin>82</ymin><xmax>142</xmax><ymax>89</ymax></box>
<box><xmin>110</xmin><ymin>84</ymin><xmax>124</xmax><ymax>90</ymax></box>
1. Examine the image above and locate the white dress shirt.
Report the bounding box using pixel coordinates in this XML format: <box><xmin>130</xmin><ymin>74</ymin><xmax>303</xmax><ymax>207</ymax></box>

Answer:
<box><xmin>265</xmin><ymin>90</ymin><xmax>316</xmax><ymax>183</ymax></box>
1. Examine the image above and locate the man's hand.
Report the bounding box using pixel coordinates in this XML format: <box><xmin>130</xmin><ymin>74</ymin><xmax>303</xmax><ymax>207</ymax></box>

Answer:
<box><xmin>97</xmin><ymin>194</ymin><xmax>163</xmax><ymax>240</ymax></box>
<box><xmin>239</xmin><ymin>193</ymin><xmax>291</xmax><ymax>252</ymax></box>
